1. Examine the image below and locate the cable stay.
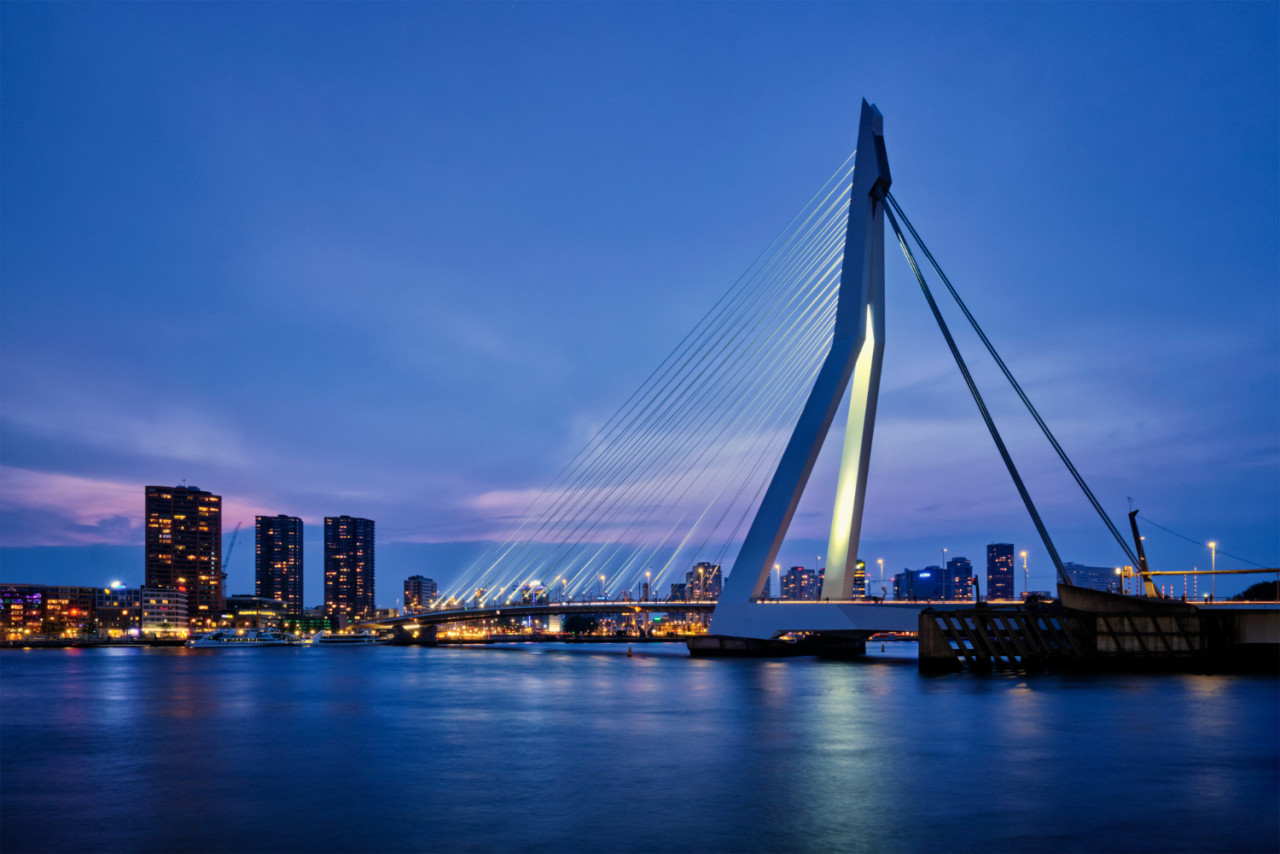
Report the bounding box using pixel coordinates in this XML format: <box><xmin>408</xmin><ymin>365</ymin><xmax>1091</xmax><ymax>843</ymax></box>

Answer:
<box><xmin>438</xmin><ymin>155</ymin><xmax>858</xmax><ymax>607</ymax></box>
<box><xmin>885</xmin><ymin>192</ymin><xmax>1142</xmax><ymax>574</ymax></box>
<box><xmin>881</xmin><ymin>196</ymin><xmax>1072</xmax><ymax>586</ymax></box>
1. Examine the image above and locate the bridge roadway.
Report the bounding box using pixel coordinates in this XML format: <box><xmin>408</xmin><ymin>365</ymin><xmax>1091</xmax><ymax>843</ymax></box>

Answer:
<box><xmin>362</xmin><ymin>600</ymin><xmax>716</xmax><ymax>630</ymax></box>
<box><xmin>359</xmin><ymin>599</ymin><xmax>980</xmax><ymax>634</ymax></box>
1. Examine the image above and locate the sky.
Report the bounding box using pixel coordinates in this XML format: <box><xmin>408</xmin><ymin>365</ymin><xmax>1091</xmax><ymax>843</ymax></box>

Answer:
<box><xmin>2</xmin><ymin>2</ymin><xmax>1276</xmax><ymax>606</ymax></box>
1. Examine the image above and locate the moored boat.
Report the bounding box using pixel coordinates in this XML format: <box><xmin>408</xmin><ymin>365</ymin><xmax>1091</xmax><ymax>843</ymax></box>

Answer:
<box><xmin>186</xmin><ymin>628</ymin><xmax>302</xmax><ymax>647</ymax></box>
<box><xmin>312</xmin><ymin>630</ymin><xmax>387</xmax><ymax>645</ymax></box>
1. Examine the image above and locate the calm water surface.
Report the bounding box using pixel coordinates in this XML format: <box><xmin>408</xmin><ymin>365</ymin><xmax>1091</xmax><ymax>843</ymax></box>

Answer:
<box><xmin>2</xmin><ymin>642</ymin><xmax>1276</xmax><ymax>853</ymax></box>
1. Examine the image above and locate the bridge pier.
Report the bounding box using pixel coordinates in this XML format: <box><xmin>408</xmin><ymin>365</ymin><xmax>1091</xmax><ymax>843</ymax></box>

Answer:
<box><xmin>688</xmin><ymin>634</ymin><xmax>866</xmax><ymax>658</ymax></box>
<box><xmin>389</xmin><ymin>624</ymin><xmax>438</xmax><ymax>646</ymax></box>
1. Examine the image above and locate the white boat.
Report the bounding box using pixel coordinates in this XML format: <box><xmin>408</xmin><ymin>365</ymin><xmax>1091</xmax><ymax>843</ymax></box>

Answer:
<box><xmin>186</xmin><ymin>628</ymin><xmax>303</xmax><ymax>647</ymax></box>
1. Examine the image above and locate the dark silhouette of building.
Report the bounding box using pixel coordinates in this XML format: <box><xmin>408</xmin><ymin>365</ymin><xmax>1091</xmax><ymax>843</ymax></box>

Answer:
<box><xmin>404</xmin><ymin>575</ymin><xmax>438</xmax><ymax>612</ymax></box>
<box><xmin>145</xmin><ymin>485</ymin><xmax>222</xmax><ymax>632</ymax></box>
<box><xmin>987</xmin><ymin>543</ymin><xmax>1015</xmax><ymax>600</ymax></box>
<box><xmin>324</xmin><ymin>516</ymin><xmax>375</xmax><ymax>622</ymax></box>
<box><xmin>256</xmin><ymin>515</ymin><xmax>304</xmax><ymax>614</ymax></box>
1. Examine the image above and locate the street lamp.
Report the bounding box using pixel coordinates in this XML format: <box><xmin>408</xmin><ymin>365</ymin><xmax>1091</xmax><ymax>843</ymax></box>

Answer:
<box><xmin>645</xmin><ymin>570</ymin><xmax>651</xmax><ymax>602</ymax></box>
<box><xmin>600</xmin><ymin>574</ymin><xmax>606</xmax><ymax>600</ymax></box>
<box><xmin>1020</xmin><ymin>551</ymin><xmax>1028</xmax><ymax>600</ymax></box>
<box><xmin>1208</xmin><ymin>542</ymin><xmax>1217</xmax><ymax>599</ymax></box>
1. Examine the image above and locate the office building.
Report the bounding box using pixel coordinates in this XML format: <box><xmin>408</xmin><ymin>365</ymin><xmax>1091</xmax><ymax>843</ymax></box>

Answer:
<box><xmin>1</xmin><ymin>584</ymin><xmax>46</xmax><ymax>639</ymax></box>
<box><xmin>145</xmin><ymin>485</ymin><xmax>222</xmax><ymax>632</ymax></box>
<box><xmin>96</xmin><ymin>586</ymin><xmax>141</xmax><ymax>636</ymax></box>
<box><xmin>324</xmin><ymin>516</ymin><xmax>375</xmax><ymax>622</ymax></box>
<box><xmin>41</xmin><ymin>586</ymin><xmax>98</xmax><ymax>634</ymax></box>
<box><xmin>224</xmin><ymin>594</ymin><xmax>287</xmax><ymax>628</ymax></box>
<box><xmin>850</xmin><ymin>560</ymin><xmax>867</xmax><ymax>601</ymax></box>
<box><xmin>781</xmin><ymin>566</ymin><xmax>819</xmax><ymax>601</ymax></box>
<box><xmin>987</xmin><ymin>543</ymin><xmax>1015</xmax><ymax>600</ymax></box>
<box><xmin>686</xmin><ymin>563</ymin><xmax>722</xmax><ymax>600</ymax></box>
<box><xmin>140</xmin><ymin>587</ymin><xmax>189</xmax><ymax>636</ymax></box>
<box><xmin>404</xmin><ymin>575</ymin><xmax>438</xmax><ymax>612</ymax></box>
<box><xmin>256</xmin><ymin>515</ymin><xmax>304</xmax><ymax>614</ymax></box>
<box><xmin>893</xmin><ymin>563</ymin><xmax>972</xmax><ymax>601</ymax></box>
<box><xmin>1064</xmin><ymin>562</ymin><xmax>1122</xmax><ymax>593</ymax></box>
<box><xmin>947</xmin><ymin>557</ymin><xmax>974</xmax><ymax>600</ymax></box>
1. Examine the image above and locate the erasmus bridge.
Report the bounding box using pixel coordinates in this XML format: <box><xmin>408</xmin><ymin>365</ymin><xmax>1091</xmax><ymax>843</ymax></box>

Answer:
<box><xmin>366</xmin><ymin>101</ymin><xmax>1184</xmax><ymax>650</ymax></box>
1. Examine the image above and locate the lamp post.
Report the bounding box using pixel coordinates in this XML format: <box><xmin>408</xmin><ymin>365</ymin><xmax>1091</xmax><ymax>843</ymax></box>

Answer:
<box><xmin>774</xmin><ymin>564</ymin><xmax>781</xmax><ymax>601</ymax></box>
<box><xmin>1208</xmin><ymin>542</ymin><xmax>1217</xmax><ymax>599</ymax></box>
<box><xmin>1020</xmin><ymin>551</ymin><xmax>1028</xmax><ymax>600</ymax></box>
<box><xmin>645</xmin><ymin>570</ymin><xmax>651</xmax><ymax>602</ymax></box>
<box><xmin>600</xmin><ymin>574</ymin><xmax>607</xmax><ymax>601</ymax></box>
<box><xmin>941</xmin><ymin>548</ymin><xmax>948</xmax><ymax>600</ymax></box>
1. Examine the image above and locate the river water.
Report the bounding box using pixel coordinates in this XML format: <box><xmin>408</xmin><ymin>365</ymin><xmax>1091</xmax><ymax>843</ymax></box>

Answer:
<box><xmin>1</xmin><ymin>642</ymin><xmax>1276</xmax><ymax>853</ymax></box>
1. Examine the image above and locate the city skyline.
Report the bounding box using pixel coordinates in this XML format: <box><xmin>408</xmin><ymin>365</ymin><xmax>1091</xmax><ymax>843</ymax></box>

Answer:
<box><xmin>2</xmin><ymin>4</ymin><xmax>1277</xmax><ymax>607</ymax></box>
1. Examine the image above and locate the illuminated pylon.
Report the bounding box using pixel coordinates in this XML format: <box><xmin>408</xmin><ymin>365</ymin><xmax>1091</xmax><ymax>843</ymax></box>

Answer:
<box><xmin>710</xmin><ymin>100</ymin><xmax>890</xmax><ymax>634</ymax></box>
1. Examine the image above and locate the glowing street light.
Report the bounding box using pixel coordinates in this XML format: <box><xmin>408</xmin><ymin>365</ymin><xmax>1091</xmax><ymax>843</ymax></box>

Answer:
<box><xmin>1208</xmin><ymin>542</ymin><xmax>1217</xmax><ymax>599</ymax></box>
<box><xmin>1020</xmin><ymin>551</ymin><xmax>1028</xmax><ymax>599</ymax></box>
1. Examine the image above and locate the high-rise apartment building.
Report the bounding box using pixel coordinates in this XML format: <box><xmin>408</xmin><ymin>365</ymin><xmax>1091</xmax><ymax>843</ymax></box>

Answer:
<box><xmin>404</xmin><ymin>575</ymin><xmax>438</xmax><ymax>612</ymax></box>
<box><xmin>256</xmin><ymin>515</ymin><xmax>304</xmax><ymax>614</ymax></box>
<box><xmin>145</xmin><ymin>485</ymin><xmax>222</xmax><ymax>632</ymax></box>
<box><xmin>987</xmin><ymin>543</ymin><xmax>1015</xmax><ymax>601</ymax></box>
<box><xmin>324</xmin><ymin>516</ymin><xmax>375</xmax><ymax>622</ymax></box>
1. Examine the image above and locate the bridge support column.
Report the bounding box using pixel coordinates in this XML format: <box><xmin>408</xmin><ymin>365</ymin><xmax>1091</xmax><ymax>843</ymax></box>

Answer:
<box><xmin>707</xmin><ymin>99</ymin><xmax>891</xmax><ymax>643</ymax></box>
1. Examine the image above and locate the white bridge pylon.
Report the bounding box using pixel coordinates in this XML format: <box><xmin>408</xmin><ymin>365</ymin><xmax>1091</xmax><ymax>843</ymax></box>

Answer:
<box><xmin>709</xmin><ymin>100</ymin><xmax>904</xmax><ymax>640</ymax></box>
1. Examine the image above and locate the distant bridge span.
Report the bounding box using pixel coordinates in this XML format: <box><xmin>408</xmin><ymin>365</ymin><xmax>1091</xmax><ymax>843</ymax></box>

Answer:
<box><xmin>360</xmin><ymin>599</ymin><xmax>977</xmax><ymax>634</ymax></box>
<box><xmin>362</xmin><ymin>601</ymin><xmax>715</xmax><ymax>630</ymax></box>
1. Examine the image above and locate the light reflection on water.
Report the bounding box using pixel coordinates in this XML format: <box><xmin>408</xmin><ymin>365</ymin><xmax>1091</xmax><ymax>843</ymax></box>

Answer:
<box><xmin>1</xmin><ymin>643</ymin><xmax>1276</xmax><ymax>853</ymax></box>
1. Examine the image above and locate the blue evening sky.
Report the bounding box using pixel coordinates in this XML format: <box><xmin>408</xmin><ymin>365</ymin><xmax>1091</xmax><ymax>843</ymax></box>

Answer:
<box><xmin>2</xmin><ymin>2</ymin><xmax>1276</xmax><ymax>605</ymax></box>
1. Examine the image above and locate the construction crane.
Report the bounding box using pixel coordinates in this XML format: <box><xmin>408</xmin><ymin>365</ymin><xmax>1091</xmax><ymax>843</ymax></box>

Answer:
<box><xmin>222</xmin><ymin>522</ymin><xmax>241</xmax><ymax>581</ymax></box>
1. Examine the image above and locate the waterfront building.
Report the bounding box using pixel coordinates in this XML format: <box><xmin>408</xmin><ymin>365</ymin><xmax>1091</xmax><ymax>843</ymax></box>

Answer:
<box><xmin>404</xmin><ymin>575</ymin><xmax>438</xmax><ymax>612</ymax></box>
<box><xmin>687</xmin><ymin>563</ymin><xmax>722</xmax><ymax>600</ymax></box>
<box><xmin>145</xmin><ymin>485</ymin><xmax>223</xmax><ymax>632</ymax></box>
<box><xmin>41</xmin><ymin>586</ymin><xmax>98</xmax><ymax>634</ymax></box>
<box><xmin>781</xmin><ymin>566</ymin><xmax>819</xmax><ymax>601</ymax></box>
<box><xmin>669</xmin><ymin>582</ymin><xmax>687</xmax><ymax>602</ymax></box>
<box><xmin>140</xmin><ymin>587</ymin><xmax>189</xmax><ymax>637</ymax></box>
<box><xmin>1064</xmin><ymin>562</ymin><xmax>1122</xmax><ymax>593</ymax></box>
<box><xmin>1</xmin><ymin>584</ymin><xmax>45</xmax><ymax>639</ymax></box>
<box><xmin>224</xmin><ymin>594</ymin><xmax>287</xmax><ymax>628</ymax></box>
<box><xmin>374</xmin><ymin>607</ymin><xmax>400</xmax><ymax>621</ymax></box>
<box><xmin>283</xmin><ymin>612</ymin><xmax>333</xmax><ymax>634</ymax></box>
<box><xmin>324</xmin><ymin>516</ymin><xmax>375</xmax><ymax>622</ymax></box>
<box><xmin>987</xmin><ymin>543</ymin><xmax>1015</xmax><ymax>600</ymax></box>
<box><xmin>255</xmin><ymin>515</ymin><xmax>304</xmax><ymax>615</ymax></box>
<box><xmin>96</xmin><ymin>586</ymin><xmax>142</xmax><ymax>636</ymax></box>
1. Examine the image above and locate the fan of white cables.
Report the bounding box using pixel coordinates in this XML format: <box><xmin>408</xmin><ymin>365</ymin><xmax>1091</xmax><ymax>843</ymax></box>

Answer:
<box><xmin>438</xmin><ymin>153</ymin><xmax>857</xmax><ymax>608</ymax></box>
